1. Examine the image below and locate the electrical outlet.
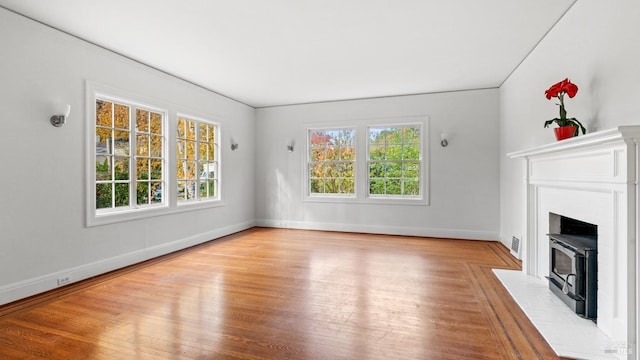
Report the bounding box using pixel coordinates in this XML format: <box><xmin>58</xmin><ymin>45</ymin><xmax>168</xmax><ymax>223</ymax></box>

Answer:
<box><xmin>57</xmin><ymin>276</ymin><xmax>71</xmax><ymax>286</ymax></box>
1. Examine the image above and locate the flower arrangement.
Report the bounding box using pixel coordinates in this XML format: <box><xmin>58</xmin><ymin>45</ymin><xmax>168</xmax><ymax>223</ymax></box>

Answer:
<box><xmin>543</xmin><ymin>78</ymin><xmax>586</xmax><ymax>136</ymax></box>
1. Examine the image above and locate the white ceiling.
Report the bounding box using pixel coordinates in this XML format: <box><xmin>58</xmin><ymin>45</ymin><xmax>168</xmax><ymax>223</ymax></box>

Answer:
<box><xmin>0</xmin><ymin>0</ymin><xmax>575</xmax><ymax>108</ymax></box>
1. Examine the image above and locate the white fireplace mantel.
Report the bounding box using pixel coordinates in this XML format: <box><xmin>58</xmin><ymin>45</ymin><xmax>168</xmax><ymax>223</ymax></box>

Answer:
<box><xmin>507</xmin><ymin>126</ymin><xmax>640</xmax><ymax>359</ymax></box>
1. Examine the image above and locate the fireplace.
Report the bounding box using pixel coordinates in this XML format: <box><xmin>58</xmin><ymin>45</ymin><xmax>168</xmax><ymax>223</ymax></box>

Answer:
<box><xmin>548</xmin><ymin>213</ymin><xmax>597</xmax><ymax>319</ymax></box>
<box><xmin>507</xmin><ymin>127</ymin><xmax>640</xmax><ymax>358</ymax></box>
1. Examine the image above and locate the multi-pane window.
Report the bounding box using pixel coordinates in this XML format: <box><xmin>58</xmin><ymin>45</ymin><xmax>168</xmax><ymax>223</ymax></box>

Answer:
<box><xmin>305</xmin><ymin>119</ymin><xmax>426</xmax><ymax>203</ymax></box>
<box><xmin>308</xmin><ymin>128</ymin><xmax>355</xmax><ymax>195</ymax></box>
<box><xmin>368</xmin><ymin>125</ymin><xmax>421</xmax><ymax>197</ymax></box>
<box><xmin>176</xmin><ymin>117</ymin><xmax>219</xmax><ymax>202</ymax></box>
<box><xmin>95</xmin><ymin>98</ymin><xmax>166</xmax><ymax>211</ymax></box>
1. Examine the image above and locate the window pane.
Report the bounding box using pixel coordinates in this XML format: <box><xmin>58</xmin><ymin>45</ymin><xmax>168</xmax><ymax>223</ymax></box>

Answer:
<box><xmin>96</xmin><ymin>133</ymin><xmax>111</xmax><ymax>155</ymax></box>
<box><xmin>114</xmin><ymin>104</ymin><xmax>129</xmax><ymax>130</ymax></box>
<box><xmin>199</xmin><ymin>123</ymin><xmax>207</xmax><ymax>141</ymax></box>
<box><xmin>136</xmin><ymin>109</ymin><xmax>149</xmax><ymax>132</ymax></box>
<box><xmin>176</xmin><ymin>140</ymin><xmax>186</xmax><ymax>159</ymax></box>
<box><xmin>114</xmin><ymin>130</ymin><xmax>130</xmax><ymax>155</ymax></box>
<box><xmin>339</xmin><ymin>162</ymin><xmax>354</xmax><ymax>177</ymax></box>
<box><xmin>369</xmin><ymin>162</ymin><xmax>385</xmax><ymax>177</ymax></box>
<box><xmin>177</xmin><ymin>181</ymin><xmax>187</xmax><ymax>201</ymax></box>
<box><xmin>114</xmin><ymin>157</ymin><xmax>129</xmax><ymax>180</ymax></box>
<box><xmin>386</xmin><ymin>145</ymin><xmax>402</xmax><ymax>160</ymax></box>
<box><xmin>403</xmin><ymin>143</ymin><xmax>420</xmax><ymax>160</ymax></box>
<box><xmin>404</xmin><ymin>162</ymin><xmax>419</xmax><ymax>178</ymax></box>
<box><xmin>404</xmin><ymin>180</ymin><xmax>420</xmax><ymax>195</ymax></box>
<box><xmin>136</xmin><ymin>182</ymin><xmax>149</xmax><ymax>205</ymax></box>
<box><xmin>96</xmin><ymin>156</ymin><xmax>112</xmax><ymax>181</ymax></box>
<box><xmin>185</xmin><ymin>181</ymin><xmax>196</xmax><ymax>200</ymax></box>
<box><xmin>310</xmin><ymin>148</ymin><xmax>324</xmax><ymax>162</ymax></box>
<box><xmin>339</xmin><ymin>179</ymin><xmax>354</xmax><ymax>194</ymax></box>
<box><xmin>369</xmin><ymin>179</ymin><xmax>385</xmax><ymax>195</ymax></box>
<box><xmin>310</xmin><ymin>130</ymin><xmax>328</xmax><ymax>146</ymax></box>
<box><xmin>387</xmin><ymin>162</ymin><xmax>402</xmax><ymax>177</ymax></box>
<box><xmin>310</xmin><ymin>179</ymin><xmax>324</xmax><ymax>194</ymax></box>
<box><xmin>150</xmin><ymin>135</ymin><xmax>162</xmax><ymax>157</ymax></box>
<box><xmin>150</xmin><ymin>112</ymin><xmax>163</xmax><ymax>135</ymax></box>
<box><xmin>369</xmin><ymin>146</ymin><xmax>385</xmax><ymax>160</ymax></box>
<box><xmin>136</xmin><ymin>134</ymin><xmax>149</xmax><ymax>156</ymax></box>
<box><xmin>114</xmin><ymin>183</ymin><xmax>129</xmax><ymax>207</ymax></box>
<box><xmin>207</xmin><ymin>180</ymin><xmax>216</xmax><ymax>197</ymax></box>
<box><xmin>209</xmin><ymin>144</ymin><xmax>216</xmax><ymax>160</ymax></box>
<box><xmin>150</xmin><ymin>160</ymin><xmax>163</xmax><ymax>180</ymax></box>
<box><xmin>309</xmin><ymin>162</ymin><xmax>325</xmax><ymax>178</ymax></box>
<box><xmin>187</xmin><ymin>160</ymin><xmax>197</xmax><ymax>180</ymax></box>
<box><xmin>177</xmin><ymin>118</ymin><xmax>186</xmax><ymax>138</ymax></box>
<box><xmin>199</xmin><ymin>144</ymin><xmax>209</xmax><ymax>160</ymax></box>
<box><xmin>403</xmin><ymin>126</ymin><xmax>420</xmax><ymax>143</ymax></box>
<box><xmin>369</xmin><ymin>128</ymin><xmax>383</xmax><ymax>142</ymax></box>
<box><xmin>386</xmin><ymin>179</ymin><xmax>402</xmax><ymax>195</ymax></box>
<box><xmin>96</xmin><ymin>183</ymin><xmax>112</xmax><ymax>209</ymax></box>
<box><xmin>206</xmin><ymin>124</ymin><xmax>215</xmax><ymax>143</ymax></box>
<box><xmin>151</xmin><ymin>182</ymin><xmax>162</xmax><ymax>203</ymax></box>
<box><xmin>186</xmin><ymin>140</ymin><xmax>196</xmax><ymax>159</ymax></box>
<box><xmin>340</xmin><ymin>145</ymin><xmax>354</xmax><ymax>160</ymax></box>
<box><xmin>186</xmin><ymin>120</ymin><xmax>196</xmax><ymax>140</ymax></box>
<box><xmin>96</xmin><ymin>100</ymin><xmax>113</xmax><ymax>128</ymax></box>
<box><xmin>136</xmin><ymin>159</ymin><xmax>149</xmax><ymax>180</ymax></box>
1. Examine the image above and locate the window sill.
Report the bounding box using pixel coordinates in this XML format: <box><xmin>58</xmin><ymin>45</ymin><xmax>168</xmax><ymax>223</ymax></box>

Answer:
<box><xmin>303</xmin><ymin>195</ymin><xmax>428</xmax><ymax>206</ymax></box>
<box><xmin>87</xmin><ymin>200</ymin><xmax>224</xmax><ymax>227</ymax></box>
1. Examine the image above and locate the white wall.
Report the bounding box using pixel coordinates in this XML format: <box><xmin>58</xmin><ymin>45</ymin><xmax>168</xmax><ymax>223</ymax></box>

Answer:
<box><xmin>500</xmin><ymin>0</ymin><xmax>640</xmax><ymax>247</ymax></box>
<box><xmin>255</xmin><ymin>89</ymin><xmax>500</xmax><ymax>240</ymax></box>
<box><xmin>0</xmin><ymin>8</ymin><xmax>255</xmax><ymax>304</ymax></box>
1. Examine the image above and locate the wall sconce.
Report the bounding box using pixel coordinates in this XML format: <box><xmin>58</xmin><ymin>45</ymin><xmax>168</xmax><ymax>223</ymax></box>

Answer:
<box><xmin>440</xmin><ymin>133</ymin><xmax>448</xmax><ymax>147</ymax></box>
<box><xmin>230</xmin><ymin>142</ymin><xmax>239</xmax><ymax>151</ymax></box>
<box><xmin>50</xmin><ymin>104</ymin><xmax>71</xmax><ymax>127</ymax></box>
<box><xmin>286</xmin><ymin>143</ymin><xmax>294</xmax><ymax>152</ymax></box>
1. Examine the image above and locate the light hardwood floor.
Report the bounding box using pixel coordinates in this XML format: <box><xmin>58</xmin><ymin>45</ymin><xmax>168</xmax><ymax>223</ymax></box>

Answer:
<box><xmin>0</xmin><ymin>228</ymin><xmax>564</xmax><ymax>359</ymax></box>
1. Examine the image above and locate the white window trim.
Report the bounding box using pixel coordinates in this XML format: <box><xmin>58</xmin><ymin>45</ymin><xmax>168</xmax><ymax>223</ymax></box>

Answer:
<box><xmin>85</xmin><ymin>81</ymin><xmax>224</xmax><ymax>227</ymax></box>
<box><xmin>303</xmin><ymin>116</ymin><xmax>429</xmax><ymax>206</ymax></box>
<box><xmin>175</xmin><ymin>113</ymin><xmax>222</xmax><ymax>206</ymax></box>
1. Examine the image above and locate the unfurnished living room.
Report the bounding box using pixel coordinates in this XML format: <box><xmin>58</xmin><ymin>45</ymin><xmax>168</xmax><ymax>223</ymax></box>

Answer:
<box><xmin>0</xmin><ymin>1</ymin><xmax>638</xmax><ymax>359</ymax></box>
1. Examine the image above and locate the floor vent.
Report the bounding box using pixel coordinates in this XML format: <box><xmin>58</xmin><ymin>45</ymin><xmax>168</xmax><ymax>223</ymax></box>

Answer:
<box><xmin>510</xmin><ymin>236</ymin><xmax>521</xmax><ymax>259</ymax></box>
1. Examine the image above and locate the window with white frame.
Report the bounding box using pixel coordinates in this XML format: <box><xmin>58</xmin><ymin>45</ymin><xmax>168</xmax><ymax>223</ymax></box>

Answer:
<box><xmin>94</xmin><ymin>97</ymin><xmax>166</xmax><ymax>212</ymax></box>
<box><xmin>88</xmin><ymin>83</ymin><xmax>227</xmax><ymax>227</ymax></box>
<box><xmin>308</xmin><ymin>128</ymin><xmax>356</xmax><ymax>195</ymax></box>
<box><xmin>368</xmin><ymin>124</ymin><xmax>421</xmax><ymax>197</ymax></box>
<box><xmin>305</xmin><ymin>118</ymin><xmax>427</xmax><ymax>204</ymax></box>
<box><xmin>176</xmin><ymin>116</ymin><xmax>219</xmax><ymax>203</ymax></box>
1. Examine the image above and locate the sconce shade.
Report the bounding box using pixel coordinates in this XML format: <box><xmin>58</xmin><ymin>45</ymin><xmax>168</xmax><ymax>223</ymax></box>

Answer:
<box><xmin>50</xmin><ymin>104</ymin><xmax>71</xmax><ymax>127</ymax></box>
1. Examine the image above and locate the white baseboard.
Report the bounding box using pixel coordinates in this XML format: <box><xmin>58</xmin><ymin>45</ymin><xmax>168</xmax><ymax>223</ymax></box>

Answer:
<box><xmin>0</xmin><ymin>221</ymin><xmax>254</xmax><ymax>306</ymax></box>
<box><xmin>254</xmin><ymin>219</ymin><xmax>498</xmax><ymax>241</ymax></box>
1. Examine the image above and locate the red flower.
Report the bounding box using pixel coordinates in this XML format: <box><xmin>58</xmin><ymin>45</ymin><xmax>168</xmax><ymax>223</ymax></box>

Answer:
<box><xmin>544</xmin><ymin>78</ymin><xmax>578</xmax><ymax>99</ymax></box>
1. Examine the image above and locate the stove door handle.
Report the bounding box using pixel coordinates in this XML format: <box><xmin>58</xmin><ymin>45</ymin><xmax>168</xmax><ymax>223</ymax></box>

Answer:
<box><xmin>562</xmin><ymin>273</ymin><xmax>576</xmax><ymax>294</ymax></box>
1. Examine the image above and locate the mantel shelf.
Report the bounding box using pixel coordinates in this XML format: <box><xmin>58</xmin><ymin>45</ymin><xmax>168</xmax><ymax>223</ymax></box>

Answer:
<box><xmin>507</xmin><ymin>126</ymin><xmax>640</xmax><ymax>159</ymax></box>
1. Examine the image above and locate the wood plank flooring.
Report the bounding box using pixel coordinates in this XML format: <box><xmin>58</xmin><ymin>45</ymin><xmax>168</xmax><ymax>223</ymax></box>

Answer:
<box><xmin>0</xmin><ymin>228</ymin><xmax>564</xmax><ymax>359</ymax></box>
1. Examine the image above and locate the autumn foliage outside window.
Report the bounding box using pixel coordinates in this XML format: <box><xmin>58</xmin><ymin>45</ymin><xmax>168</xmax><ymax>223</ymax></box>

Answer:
<box><xmin>176</xmin><ymin>117</ymin><xmax>218</xmax><ymax>202</ymax></box>
<box><xmin>308</xmin><ymin>128</ymin><xmax>355</xmax><ymax>195</ymax></box>
<box><xmin>95</xmin><ymin>98</ymin><xmax>165</xmax><ymax>211</ymax></box>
